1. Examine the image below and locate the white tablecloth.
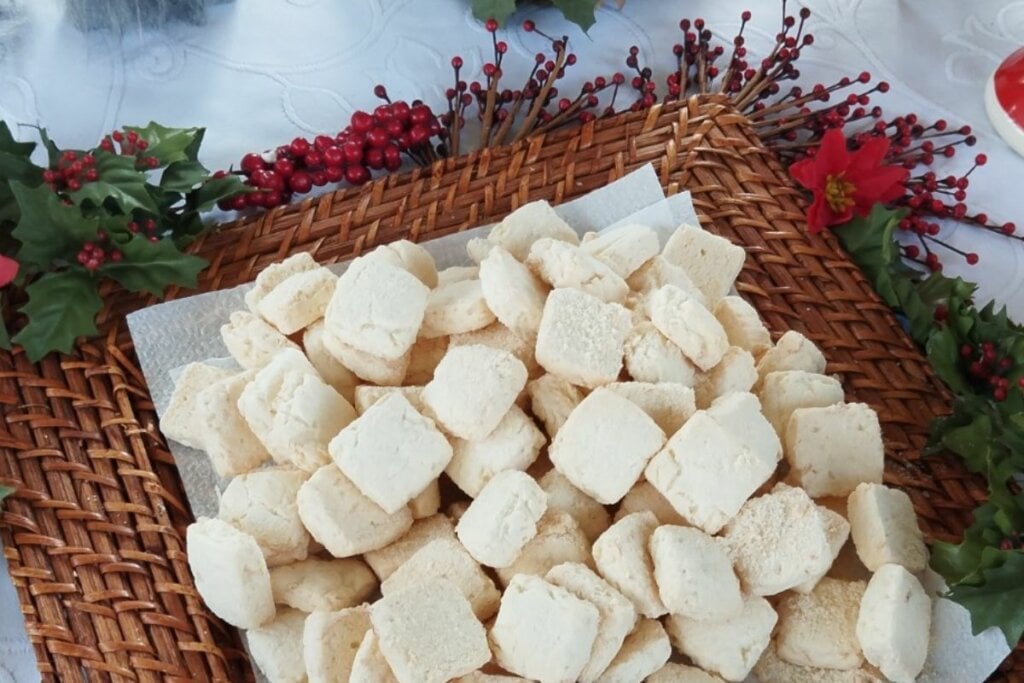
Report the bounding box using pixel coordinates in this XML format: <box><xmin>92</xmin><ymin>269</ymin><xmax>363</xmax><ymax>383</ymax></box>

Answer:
<box><xmin>0</xmin><ymin>0</ymin><xmax>1021</xmax><ymax>679</ymax></box>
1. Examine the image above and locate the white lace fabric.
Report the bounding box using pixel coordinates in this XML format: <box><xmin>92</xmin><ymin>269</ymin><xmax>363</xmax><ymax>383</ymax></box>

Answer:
<box><xmin>0</xmin><ymin>0</ymin><xmax>1021</xmax><ymax>679</ymax></box>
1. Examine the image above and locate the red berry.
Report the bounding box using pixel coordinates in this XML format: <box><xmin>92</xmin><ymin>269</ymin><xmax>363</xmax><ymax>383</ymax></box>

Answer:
<box><xmin>960</xmin><ymin>343</ymin><xmax>973</xmax><ymax>358</ymax></box>
<box><xmin>264</xmin><ymin>191</ymin><xmax>283</xmax><ymax>206</ymax></box>
<box><xmin>289</xmin><ymin>172</ymin><xmax>313</xmax><ymax>194</ymax></box>
<box><xmin>342</xmin><ymin>141</ymin><xmax>364</xmax><ymax>164</ymax></box>
<box><xmin>391</xmin><ymin>101</ymin><xmax>411</xmax><ymax>122</ymax></box>
<box><xmin>365</xmin><ymin>147</ymin><xmax>385</xmax><ymax>169</ymax></box>
<box><xmin>250</xmin><ymin>169</ymin><xmax>268</xmax><ymax>187</ymax></box>
<box><xmin>409</xmin><ymin>105</ymin><xmax>433</xmax><ymax>126</ymax></box>
<box><xmin>485</xmin><ymin>18</ymin><xmax>499</xmax><ymax>32</ymax></box>
<box><xmin>230</xmin><ymin>194</ymin><xmax>249</xmax><ymax>211</ymax></box>
<box><xmin>408</xmin><ymin>124</ymin><xmax>430</xmax><ymax>147</ymax></box>
<box><xmin>367</xmin><ymin>127</ymin><xmax>390</xmax><ymax>148</ymax></box>
<box><xmin>314</xmin><ymin>135</ymin><xmax>334</xmax><ymax>151</ymax></box>
<box><xmin>322</xmin><ymin>146</ymin><xmax>345</xmax><ymax>168</ymax></box>
<box><xmin>126</xmin><ymin>131</ymin><xmax>139</xmax><ymax>144</ymax></box>
<box><xmin>289</xmin><ymin>137</ymin><xmax>311</xmax><ymax>157</ymax></box>
<box><xmin>325</xmin><ymin>166</ymin><xmax>344</xmax><ymax>183</ymax></box>
<box><xmin>112</xmin><ymin>130</ymin><xmax>124</xmax><ymax>142</ymax></box>
<box><xmin>62</xmin><ymin>150</ymin><xmax>77</xmax><ymax>163</ymax></box>
<box><xmin>374</xmin><ymin>84</ymin><xmax>389</xmax><ymax>100</ymax></box>
<box><xmin>311</xmin><ymin>171</ymin><xmax>328</xmax><ymax>186</ymax></box>
<box><xmin>1003</xmin><ymin>222</ymin><xmax>1016</xmax><ymax>235</ymax></box>
<box><xmin>966</xmin><ymin>252</ymin><xmax>979</xmax><ymax>265</ymax></box>
<box><xmin>67</xmin><ymin>178</ymin><xmax>82</xmax><ymax>191</ymax></box>
<box><xmin>110</xmin><ymin>250</ymin><xmax>122</xmax><ymax>263</ymax></box>
<box><xmin>146</xmin><ymin>156</ymin><xmax>160</xmax><ymax>168</ymax></box>
<box><xmin>385</xmin><ymin>118</ymin><xmax>405</xmax><ymax>137</ymax></box>
<box><xmin>261</xmin><ymin>170</ymin><xmax>285</xmax><ymax>191</ymax></box>
<box><xmin>136</xmin><ymin>140</ymin><xmax>149</xmax><ymax>151</ymax></box>
<box><xmin>42</xmin><ymin>169</ymin><xmax>58</xmax><ymax>183</ymax></box>
<box><xmin>304</xmin><ymin>151</ymin><xmax>323</xmax><ymax>167</ymax></box>
<box><xmin>99</xmin><ymin>138</ymin><xmax>114</xmax><ymax>151</ymax></box>
<box><xmin>451</xmin><ymin>56</ymin><xmax>463</xmax><ymax>69</ymax></box>
<box><xmin>144</xmin><ymin>218</ymin><xmax>157</xmax><ymax>231</ymax></box>
<box><xmin>351</xmin><ymin>111</ymin><xmax>374</xmax><ymax>133</ymax></box>
<box><xmin>523</xmin><ymin>19</ymin><xmax>535</xmax><ymax>31</ymax></box>
<box><xmin>345</xmin><ymin>165</ymin><xmax>371</xmax><ymax>185</ymax></box>
<box><xmin>127</xmin><ymin>221</ymin><xmax>139</xmax><ymax>233</ymax></box>
<box><xmin>241</xmin><ymin>153</ymin><xmax>264</xmax><ymax>174</ymax></box>
<box><xmin>994</xmin><ymin>387</ymin><xmax>1007</xmax><ymax>401</ymax></box>
<box><xmin>383</xmin><ymin>144</ymin><xmax>402</xmax><ymax>171</ymax></box>
<box><xmin>374</xmin><ymin>104</ymin><xmax>393</xmax><ymax>122</ymax></box>
<box><xmin>274</xmin><ymin>158</ymin><xmax>295</xmax><ymax>178</ymax></box>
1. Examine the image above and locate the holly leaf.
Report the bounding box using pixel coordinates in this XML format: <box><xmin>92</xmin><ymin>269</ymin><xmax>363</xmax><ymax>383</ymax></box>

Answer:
<box><xmin>946</xmin><ymin>551</ymin><xmax>1024</xmax><ymax>648</ymax></box>
<box><xmin>69</xmin><ymin>153</ymin><xmax>158</xmax><ymax>215</ymax></box>
<box><xmin>10</xmin><ymin>182</ymin><xmax>101</xmax><ymax>268</ymax></box>
<box><xmin>553</xmin><ymin>0</ymin><xmax>598</xmax><ymax>31</ymax></box>
<box><xmin>471</xmin><ymin>0</ymin><xmax>517</xmax><ymax>24</ymax></box>
<box><xmin>0</xmin><ymin>293</ymin><xmax>9</xmax><ymax>351</ymax></box>
<box><xmin>160</xmin><ymin>160</ymin><xmax>211</xmax><ymax>193</ymax></box>
<box><xmin>124</xmin><ymin>122</ymin><xmax>205</xmax><ymax>165</ymax></box>
<box><xmin>941</xmin><ymin>413</ymin><xmax>996</xmax><ymax>474</ymax></box>
<box><xmin>192</xmin><ymin>173</ymin><xmax>250</xmax><ymax>212</ymax></box>
<box><xmin>0</xmin><ymin>122</ymin><xmax>41</xmax><ymax>186</ymax></box>
<box><xmin>0</xmin><ymin>122</ymin><xmax>36</xmax><ymax>158</ymax></box>
<box><xmin>926</xmin><ymin>325</ymin><xmax>973</xmax><ymax>395</ymax></box>
<box><xmin>99</xmin><ymin>236</ymin><xmax>206</xmax><ymax>297</ymax></box>
<box><xmin>931</xmin><ymin>502</ymin><xmax>1005</xmax><ymax>584</ymax></box>
<box><xmin>11</xmin><ymin>269</ymin><xmax>102</xmax><ymax>361</ymax></box>
<box><xmin>0</xmin><ymin>485</ymin><xmax>12</xmax><ymax>502</ymax></box>
<box><xmin>37</xmin><ymin>128</ymin><xmax>62</xmax><ymax>167</ymax></box>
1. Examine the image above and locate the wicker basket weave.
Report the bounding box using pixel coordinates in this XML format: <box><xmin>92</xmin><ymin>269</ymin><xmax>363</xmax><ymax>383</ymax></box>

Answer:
<box><xmin>0</xmin><ymin>95</ymin><xmax>1017</xmax><ymax>681</ymax></box>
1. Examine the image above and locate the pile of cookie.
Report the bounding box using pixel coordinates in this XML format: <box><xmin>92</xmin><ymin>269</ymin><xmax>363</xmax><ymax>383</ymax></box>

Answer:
<box><xmin>166</xmin><ymin>201</ymin><xmax>932</xmax><ymax>683</ymax></box>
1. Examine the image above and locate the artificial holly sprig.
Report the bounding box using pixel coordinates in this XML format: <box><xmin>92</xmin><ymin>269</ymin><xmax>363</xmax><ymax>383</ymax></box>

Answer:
<box><xmin>832</xmin><ymin>204</ymin><xmax>1024</xmax><ymax>647</ymax></box>
<box><xmin>0</xmin><ymin>121</ymin><xmax>248</xmax><ymax>360</ymax></box>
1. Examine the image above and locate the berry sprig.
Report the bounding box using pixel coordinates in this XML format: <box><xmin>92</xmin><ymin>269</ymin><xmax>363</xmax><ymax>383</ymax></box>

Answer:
<box><xmin>75</xmin><ymin>230</ymin><xmax>124</xmax><ymax>271</ymax></box>
<box><xmin>98</xmin><ymin>128</ymin><xmax>161</xmax><ymax>169</ymax></box>
<box><xmin>960</xmin><ymin>341</ymin><xmax>1023</xmax><ymax>402</ymax></box>
<box><xmin>41</xmin><ymin>150</ymin><xmax>99</xmax><ymax>193</ymax></box>
<box><xmin>222</xmin><ymin>101</ymin><xmax>443</xmax><ymax>210</ymax></box>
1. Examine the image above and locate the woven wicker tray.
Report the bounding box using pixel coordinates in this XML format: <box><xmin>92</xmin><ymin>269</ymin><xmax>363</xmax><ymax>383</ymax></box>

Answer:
<box><xmin>0</xmin><ymin>95</ymin><xmax>1017</xmax><ymax>682</ymax></box>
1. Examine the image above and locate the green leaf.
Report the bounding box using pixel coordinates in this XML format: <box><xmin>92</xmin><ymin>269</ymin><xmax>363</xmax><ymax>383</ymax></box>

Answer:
<box><xmin>11</xmin><ymin>269</ymin><xmax>102</xmax><ymax>361</ymax></box>
<box><xmin>926</xmin><ymin>325</ymin><xmax>973</xmax><ymax>394</ymax></box>
<box><xmin>931</xmin><ymin>502</ymin><xmax>1004</xmax><ymax>584</ymax></box>
<box><xmin>69</xmin><ymin>153</ymin><xmax>158</xmax><ymax>215</ymax></box>
<box><xmin>37</xmin><ymin>128</ymin><xmax>62</xmax><ymax>167</ymax></box>
<box><xmin>941</xmin><ymin>413</ymin><xmax>995</xmax><ymax>474</ymax></box>
<box><xmin>124</xmin><ymin>122</ymin><xmax>205</xmax><ymax>165</ymax></box>
<box><xmin>99</xmin><ymin>236</ymin><xmax>206</xmax><ymax>297</ymax></box>
<box><xmin>471</xmin><ymin>0</ymin><xmax>517</xmax><ymax>24</ymax></box>
<box><xmin>0</xmin><ymin>122</ymin><xmax>36</xmax><ymax>158</ymax></box>
<box><xmin>192</xmin><ymin>173</ymin><xmax>250</xmax><ymax>212</ymax></box>
<box><xmin>10</xmin><ymin>182</ymin><xmax>101</xmax><ymax>268</ymax></box>
<box><xmin>160</xmin><ymin>160</ymin><xmax>211</xmax><ymax>193</ymax></box>
<box><xmin>833</xmin><ymin>205</ymin><xmax>905</xmax><ymax>300</ymax></box>
<box><xmin>946</xmin><ymin>551</ymin><xmax>1024</xmax><ymax>648</ymax></box>
<box><xmin>0</xmin><ymin>293</ymin><xmax>9</xmax><ymax>351</ymax></box>
<box><xmin>0</xmin><ymin>122</ymin><xmax>41</xmax><ymax>186</ymax></box>
<box><xmin>0</xmin><ymin>484</ymin><xmax>12</xmax><ymax>502</ymax></box>
<box><xmin>552</xmin><ymin>0</ymin><xmax>598</xmax><ymax>31</ymax></box>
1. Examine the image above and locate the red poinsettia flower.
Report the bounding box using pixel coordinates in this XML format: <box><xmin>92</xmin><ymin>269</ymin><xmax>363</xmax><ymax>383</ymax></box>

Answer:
<box><xmin>789</xmin><ymin>128</ymin><xmax>909</xmax><ymax>234</ymax></box>
<box><xmin>0</xmin><ymin>255</ymin><xmax>17</xmax><ymax>287</ymax></box>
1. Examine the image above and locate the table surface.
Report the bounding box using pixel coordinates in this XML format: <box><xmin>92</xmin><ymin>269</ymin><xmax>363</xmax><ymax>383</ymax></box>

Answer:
<box><xmin>1</xmin><ymin>0</ymin><xmax>1022</xmax><ymax>679</ymax></box>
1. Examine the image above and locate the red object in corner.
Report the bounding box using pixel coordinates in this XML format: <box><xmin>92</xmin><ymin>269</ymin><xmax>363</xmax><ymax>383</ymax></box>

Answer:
<box><xmin>993</xmin><ymin>47</ymin><xmax>1024</xmax><ymax>129</ymax></box>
